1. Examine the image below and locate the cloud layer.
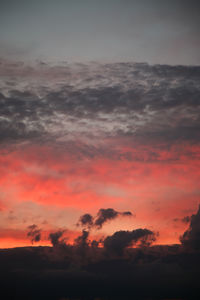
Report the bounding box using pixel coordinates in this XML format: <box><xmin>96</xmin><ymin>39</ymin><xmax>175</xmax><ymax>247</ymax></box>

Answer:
<box><xmin>0</xmin><ymin>60</ymin><xmax>200</xmax><ymax>147</ymax></box>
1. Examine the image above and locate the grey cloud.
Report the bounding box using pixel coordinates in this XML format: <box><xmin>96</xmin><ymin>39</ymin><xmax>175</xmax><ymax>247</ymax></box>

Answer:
<box><xmin>0</xmin><ymin>61</ymin><xmax>200</xmax><ymax>147</ymax></box>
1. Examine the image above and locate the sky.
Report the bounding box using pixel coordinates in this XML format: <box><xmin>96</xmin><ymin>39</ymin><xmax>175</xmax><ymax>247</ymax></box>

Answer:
<box><xmin>0</xmin><ymin>0</ymin><xmax>200</xmax><ymax>249</ymax></box>
<box><xmin>0</xmin><ymin>60</ymin><xmax>200</xmax><ymax>248</ymax></box>
<box><xmin>1</xmin><ymin>1</ymin><xmax>200</xmax><ymax>299</ymax></box>
<box><xmin>0</xmin><ymin>0</ymin><xmax>200</xmax><ymax>64</ymax></box>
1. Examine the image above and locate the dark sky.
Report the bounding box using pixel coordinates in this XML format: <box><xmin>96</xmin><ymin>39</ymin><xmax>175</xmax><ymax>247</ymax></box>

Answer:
<box><xmin>0</xmin><ymin>0</ymin><xmax>200</xmax><ymax>64</ymax></box>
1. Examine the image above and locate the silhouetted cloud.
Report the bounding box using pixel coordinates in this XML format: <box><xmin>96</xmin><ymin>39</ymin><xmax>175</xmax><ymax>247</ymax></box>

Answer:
<box><xmin>48</xmin><ymin>230</ymin><xmax>65</xmax><ymax>247</ymax></box>
<box><xmin>94</xmin><ymin>208</ymin><xmax>132</xmax><ymax>229</ymax></box>
<box><xmin>27</xmin><ymin>224</ymin><xmax>41</xmax><ymax>244</ymax></box>
<box><xmin>104</xmin><ymin>228</ymin><xmax>156</xmax><ymax>256</ymax></box>
<box><xmin>74</xmin><ymin>230</ymin><xmax>89</xmax><ymax>248</ymax></box>
<box><xmin>77</xmin><ymin>213</ymin><xmax>94</xmax><ymax>229</ymax></box>
<box><xmin>77</xmin><ymin>208</ymin><xmax>133</xmax><ymax>230</ymax></box>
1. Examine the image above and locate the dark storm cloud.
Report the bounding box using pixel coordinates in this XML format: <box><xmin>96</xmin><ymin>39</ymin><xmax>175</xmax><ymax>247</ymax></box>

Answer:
<box><xmin>180</xmin><ymin>205</ymin><xmax>200</xmax><ymax>250</ymax></box>
<box><xmin>77</xmin><ymin>208</ymin><xmax>133</xmax><ymax>230</ymax></box>
<box><xmin>104</xmin><ymin>228</ymin><xmax>156</xmax><ymax>256</ymax></box>
<box><xmin>0</xmin><ymin>61</ymin><xmax>200</xmax><ymax>150</ymax></box>
<box><xmin>27</xmin><ymin>224</ymin><xmax>41</xmax><ymax>243</ymax></box>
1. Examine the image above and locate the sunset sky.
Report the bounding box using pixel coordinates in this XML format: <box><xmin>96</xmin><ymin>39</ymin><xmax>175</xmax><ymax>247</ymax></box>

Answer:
<box><xmin>0</xmin><ymin>0</ymin><xmax>200</xmax><ymax>250</ymax></box>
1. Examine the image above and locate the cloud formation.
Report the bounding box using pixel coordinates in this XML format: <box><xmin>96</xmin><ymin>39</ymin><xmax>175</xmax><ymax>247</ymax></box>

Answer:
<box><xmin>48</xmin><ymin>230</ymin><xmax>65</xmax><ymax>247</ymax></box>
<box><xmin>77</xmin><ymin>208</ymin><xmax>133</xmax><ymax>230</ymax></box>
<box><xmin>0</xmin><ymin>60</ymin><xmax>200</xmax><ymax>148</ymax></box>
<box><xmin>104</xmin><ymin>228</ymin><xmax>156</xmax><ymax>256</ymax></box>
<box><xmin>27</xmin><ymin>224</ymin><xmax>41</xmax><ymax>244</ymax></box>
<box><xmin>94</xmin><ymin>208</ymin><xmax>132</xmax><ymax>229</ymax></box>
<box><xmin>77</xmin><ymin>213</ymin><xmax>94</xmax><ymax>229</ymax></box>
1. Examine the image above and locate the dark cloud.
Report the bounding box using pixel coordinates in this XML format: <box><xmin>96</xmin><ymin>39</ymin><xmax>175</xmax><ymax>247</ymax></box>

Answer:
<box><xmin>121</xmin><ymin>211</ymin><xmax>132</xmax><ymax>216</ymax></box>
<box><xmin>77</xmin><ymin>208</ymin><xmax>133</xmax><ymax>230</ymax></box>
<box><xmin>180</xmin><ymin>205</ymin><xmax>200</xmax><ymax>250</ymax></box>
<box><xmin>94</xmin><ymin>208</ymin><xmax>132</xmax><ymax>229</ymax></box>
<box><xmin>94</xmin><ymin>208</ymin><xmax>119</xmax><ymax>229</ymax></box>
<box><xmin>27</xmin><ymin>224</ymin><xmax>41</xmax><ymax>244</ymax></box>
<box><xmin>104</xmin><ymin>228</ymin><xmax>156</xmax><ymax>256</ymax></box>
<box><xmin>74</xmin><ymin>229</ymin><xmax>89</xmax><ymax>248</ymax></box>
<box><xmin>77</xmin><ymin>213</ymin><xmax>94</xmax><ymax>229</ymax></box>
<box><xmin>0</xmin><ymin>61</ymin><xmax>200</xmax><ymax>149</ymax></box>
<box><xmin>48</xmin><ymin>230</ymin><xmax>65</xmax><ymax>247</ymax></box>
